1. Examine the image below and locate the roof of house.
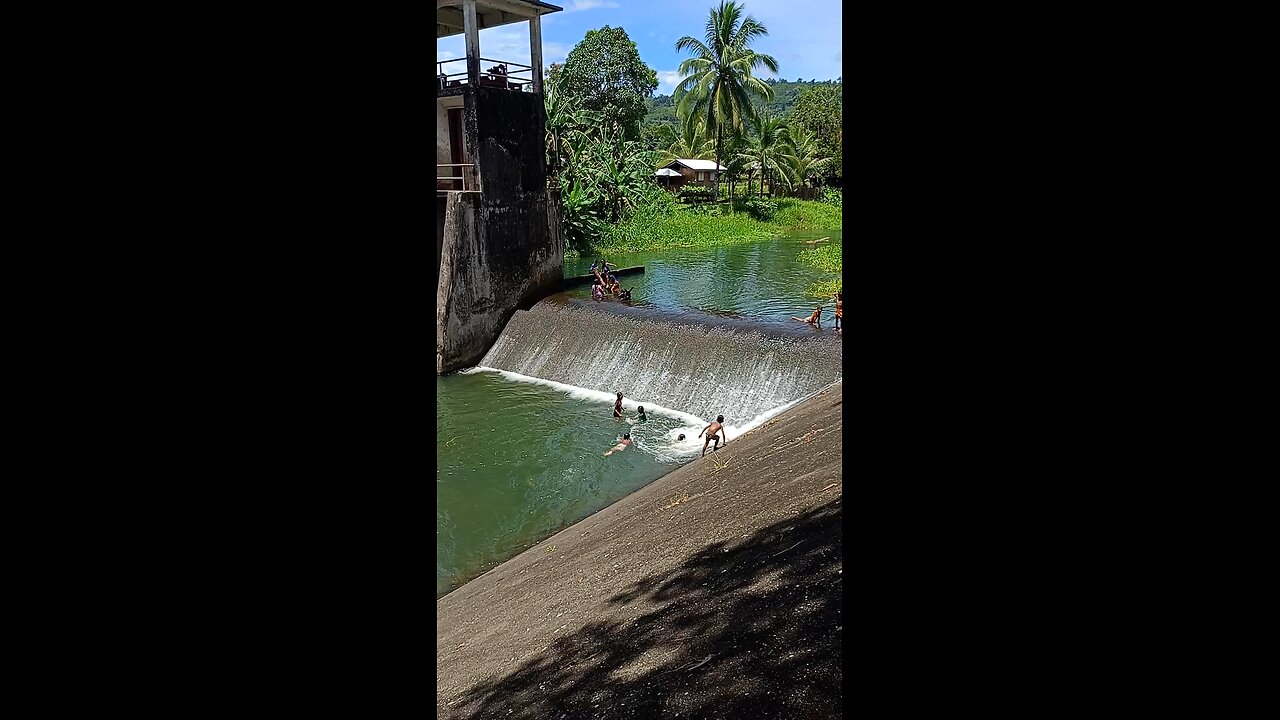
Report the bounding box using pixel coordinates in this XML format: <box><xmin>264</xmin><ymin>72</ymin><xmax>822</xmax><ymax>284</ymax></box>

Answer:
<box><xmin>667</xmin><ymin>159</ymin><xmax>727</xmax><ymax>172</ymax></box>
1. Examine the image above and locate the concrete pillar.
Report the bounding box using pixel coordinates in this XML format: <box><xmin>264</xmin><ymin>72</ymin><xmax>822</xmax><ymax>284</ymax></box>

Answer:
<box><xmin>463</xmin><ymin>0</ymin><xmax>480</xmax><ymax>88</ymax></box>
<box><xmin>529</xmin><ymin>14</ymin><xmax>543</xmax><ymax>95</ymax></box>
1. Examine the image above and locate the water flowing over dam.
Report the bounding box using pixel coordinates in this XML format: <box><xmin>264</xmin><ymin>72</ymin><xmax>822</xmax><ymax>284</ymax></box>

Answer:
<box><xmin>479</xmin><ymin>297</ymin><xmax>843</xmax><ymax>423</ymax></box>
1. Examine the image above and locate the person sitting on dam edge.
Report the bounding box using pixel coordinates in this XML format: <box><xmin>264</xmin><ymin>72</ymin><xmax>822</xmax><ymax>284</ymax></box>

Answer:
<box><xmin>604</xmin><ymin>433</ymin><xmax>632</xmax><ymax>456</ymax></box>
<box><xmin>792</xmin><ymin>305</ymin><xmax>823</xmax><ymax>328</ymax></box>
<box><xmin>592</xmin><ymin>281</ymin><xmax>604</xmax><ymax>301</ymax></box>
<box><xmin>699</xmin><ymin>415</ymin><xmax>729</xmax><ymax>457</ymax></box>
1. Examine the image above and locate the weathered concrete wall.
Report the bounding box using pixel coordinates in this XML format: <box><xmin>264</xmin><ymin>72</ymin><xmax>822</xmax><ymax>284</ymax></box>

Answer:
<box><xmin>436</xmin><ymin>100</ymin><xmax>450</xmax><ymax>167</ymax></box>
<box><xmin>436</xmin><ymin>196</ymin><xmax>446</xmax><ymax>284</ymax></box>
<box><xmin>436</xmin><ymin>87</ymin><xmax>563</xmax><ymax>374</ymax></box>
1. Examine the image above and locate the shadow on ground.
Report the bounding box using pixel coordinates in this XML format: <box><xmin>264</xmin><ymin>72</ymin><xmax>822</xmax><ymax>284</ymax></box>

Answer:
<box><xmin>444</xmin><ymin>497</ymin><xmax>843</xmax><ymax>719</ymax></box>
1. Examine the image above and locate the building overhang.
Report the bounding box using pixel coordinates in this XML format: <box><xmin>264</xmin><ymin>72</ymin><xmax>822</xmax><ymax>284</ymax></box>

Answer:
<box><xmin>437</xmin><ymin>0</ymin><xmax>563</xmax><ymax>39</ymax></box>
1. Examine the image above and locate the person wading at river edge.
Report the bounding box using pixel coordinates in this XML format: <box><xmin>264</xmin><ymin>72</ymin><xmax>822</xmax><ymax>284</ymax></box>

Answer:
<box><xmin>833</xmin><ymin>291</ymin><xmax>842</xmax><ymax>331</ymax></box>
<box><xmin>699</xmin><ymin>415</ymin><xmax>729</xmax><ymax>457</ymax></box>
<box><xmin>614</xmin><ymin>391</ymin><xmax>624</xmax><ymax>418</ymax></box>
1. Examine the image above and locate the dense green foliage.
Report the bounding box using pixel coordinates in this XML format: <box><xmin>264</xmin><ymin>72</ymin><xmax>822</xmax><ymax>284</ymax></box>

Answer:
<box><xmin>644</xmin><ymin>80</ymin><xmax>841</xmax><ymax>131</ymax></box>
<box><xmin>677</xmin><ymin>185</ymin><xmax>716</xmax><ymax>203</ymax></box>
<box><xmin>546</xmin><ymin>5</ymin><xmax>844</xmax><ymax>259</ymax></box>
<box><xmin>578</xmin><ymin>198</ymin><xmax>841</xmax><ymax>257</ymax></box>
<box><xmin>594</xmin><ymin>204</ymin><xmax>775</xmax><ymax>255</ymax></box>
<box><xmin>772</xmin><ymin>199</ymin><xmax>842</xmax><ymax>230</ymax></box>
<box><xmin>797</xmin><ymin>243</ymin><xmax>841</xmax><ymax>273</ymax></box>
<box><xmin>805</xmin><ymin>278</ymin><xmax>843</xmax><ymax>299</ymax></box>
<box><xmin>550</xmin><ymin>27</ymin><xmax>658</xmax><ymax>140</ymax></box>
<box><xmin>735</xmin><ymin>196</ymin><xmax>777</xmax><ymax>221</ymax></box>
<box><xmin>736</xmin><ymin>114</ymin><xmax>797</xmax><ymax>193</ymax></box>
<box><xmin>798</xmin><ymin>238</ymin><xmax>842</xmax><ymax>298</ymax></box>
<box><xmin>799</xmin><ymin>241</ymin><xmax>842</xmax><ymax>298</ymax></box>
<box><xmin>787</xmin><ymin>86</ymin><xmax>843</xmax><ymax>185</ymax></box>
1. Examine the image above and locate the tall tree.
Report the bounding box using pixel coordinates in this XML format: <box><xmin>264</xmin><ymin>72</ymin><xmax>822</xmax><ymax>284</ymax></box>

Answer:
<box><xmin>673</xmin><ymin>1</ymin><xmax>779</xmax><ymax>198</ymax></box>
<box><xmin>555</xmin><ymin>27</ymin><xmax>658</xmax><ymax>140</ymax></box>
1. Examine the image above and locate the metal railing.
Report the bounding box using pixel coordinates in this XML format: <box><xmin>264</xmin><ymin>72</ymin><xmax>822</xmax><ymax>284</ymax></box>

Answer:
<box><xmin>436</xmin><ymin>57</ymin><xmax>534</xmax><ymax>92</ymax></box>
<box><xmin>437</xmin><ymin>163</ymin><xmax>478</xmax><ymax>192</ymax></box>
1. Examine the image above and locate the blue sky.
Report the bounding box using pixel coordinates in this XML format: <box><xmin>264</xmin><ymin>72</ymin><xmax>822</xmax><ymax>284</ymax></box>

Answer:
<box><xmin>436</xmin><ymin>0</ymin><xmax>843</xmax><ymax>95</ymax></box>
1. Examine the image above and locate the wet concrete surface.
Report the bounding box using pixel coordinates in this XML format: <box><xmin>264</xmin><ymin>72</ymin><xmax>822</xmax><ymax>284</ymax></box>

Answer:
<box><xmin>437</xmin><ymin>382</ymin><xmax>843</xmax><ymax>719</ymax></box>
<box><xmin>481</xmin><ymin>300</ymin><xmax>842</xmax><ymax>422</ymax></box>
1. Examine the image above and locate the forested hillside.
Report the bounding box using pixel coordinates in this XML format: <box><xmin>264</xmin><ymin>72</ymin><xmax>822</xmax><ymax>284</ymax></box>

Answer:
<box><xmin>643</xmin><ymin>78</ymin><xmax>842</xmax><ymax>130</ymax></box>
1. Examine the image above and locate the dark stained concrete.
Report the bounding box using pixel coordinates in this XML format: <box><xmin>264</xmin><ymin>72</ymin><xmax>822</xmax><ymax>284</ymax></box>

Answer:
<box><xmin>437</xmin><ymin>382</ymin><xmax>843</xmax><ymax>719</ymax></box>
<box><xmin>437</xmin><ymin>86</ymin><xmax>563</xmax><ymax>374</ymax></box>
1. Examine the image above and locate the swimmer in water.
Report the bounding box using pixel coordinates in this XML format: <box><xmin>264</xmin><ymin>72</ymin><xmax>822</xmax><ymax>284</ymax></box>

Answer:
<box><xmin>614</xmin><ymin>391</ymin><xmax>624</xmax><ymax>418</ymax></box>
<box><xmin>636</xmin><ymin>405</ymin><xmax>648</xmax><ymax>422</ymax></box>
<box><xmin>604</xmin><ymin>433</ymin><xmax>632</xmax><ymax>456</ymax></box>
<box><xmin>677</xmin><ymin>434</ymin><xmax>686</xmax><ymax>441</ymax></box>
<box><xmin>699</xmin><ymin>415</ymin><xmax>729</xmax><ymax>457</ymax></box>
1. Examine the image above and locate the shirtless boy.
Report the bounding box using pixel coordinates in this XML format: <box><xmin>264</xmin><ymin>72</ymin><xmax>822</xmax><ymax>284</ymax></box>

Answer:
<box><xmin>791</xmin><ymin>306</ymin><xmax>823</xmax><ymax>328</ymax></box>
<box><xmin>698</xmin><ymin>415</ymin><xmax>729</xmax><ymax>457</ymax></box>
<box><xmin>604</xmin><ymin>433</ymin><xmax>632</xmax><ymax>456</ymax></box>
<box><xmin>614</xmin><ymin>391</ymin><xmax>624</xmax><ymax>418</ymax></box>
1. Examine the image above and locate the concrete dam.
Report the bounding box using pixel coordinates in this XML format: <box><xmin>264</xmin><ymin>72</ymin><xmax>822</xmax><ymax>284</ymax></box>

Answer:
<box><xmin>479</xmin><ymin>297</ymin><xmax>843</xmax><ymax>424</ymax></box>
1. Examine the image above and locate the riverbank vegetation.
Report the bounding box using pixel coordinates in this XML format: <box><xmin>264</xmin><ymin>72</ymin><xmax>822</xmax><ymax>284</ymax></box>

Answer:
<box><xmin>566</xmin><ymin>191</ymin><xmax>840</xmax><ymax>257</ymax></box>
<box><xmin>545</xmin><ymin>1</ymin><xmax>844</xmax><ymax>260</ymax></box>
<box><xmin>799</xmin><ymin>240</ymin><xmax>842</xmax><ymax>298</ymax></box>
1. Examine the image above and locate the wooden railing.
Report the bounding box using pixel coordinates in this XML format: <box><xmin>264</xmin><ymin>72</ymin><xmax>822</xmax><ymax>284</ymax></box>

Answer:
<box><xmin>437</xmin><ymin>163</ymin><xmax>477</xmax><ymax>192</ymax></box>
<box><xmin>437</xmin><ymin>57</ymin><xmax>534</xmax><ymax>92</ymax></box>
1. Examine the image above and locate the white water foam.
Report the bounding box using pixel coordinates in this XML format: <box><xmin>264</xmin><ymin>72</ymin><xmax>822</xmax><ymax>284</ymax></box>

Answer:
<box><xmin>466</xmin><ymin>366</ymin><xmax>819</xmax><ymax>459</ymax></box>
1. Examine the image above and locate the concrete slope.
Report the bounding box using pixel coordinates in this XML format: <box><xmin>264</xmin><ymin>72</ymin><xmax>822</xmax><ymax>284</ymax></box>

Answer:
<box><xmin>437</xmin><ymin>382</ymin><xmax>843</xmax><ymax>719</ymax></box>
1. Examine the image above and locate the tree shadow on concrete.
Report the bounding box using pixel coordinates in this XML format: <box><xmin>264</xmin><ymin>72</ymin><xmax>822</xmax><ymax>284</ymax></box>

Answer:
<box><xmin>444</xmin><ymin>497</ymin><xmax>842</xmax><ymax>719</ymax></box>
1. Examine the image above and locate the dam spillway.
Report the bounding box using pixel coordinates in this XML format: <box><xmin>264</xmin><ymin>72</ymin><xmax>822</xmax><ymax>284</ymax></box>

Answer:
<box><xmin>479</xmin><ymin>297</ymin><xmax>843</xmax><ymax>423</ymax></box>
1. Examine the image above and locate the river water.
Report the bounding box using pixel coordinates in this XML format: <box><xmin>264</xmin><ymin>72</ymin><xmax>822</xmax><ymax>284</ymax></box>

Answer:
<box><xmin>437</xmin><ymin>230</ymin><xmax>841</xmax><ymax>597</ymax></box>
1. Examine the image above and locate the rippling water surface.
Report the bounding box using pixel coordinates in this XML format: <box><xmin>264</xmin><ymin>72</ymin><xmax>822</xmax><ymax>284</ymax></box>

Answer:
<box><xmin>564</xmin><ymin>230</ymin><xmax>842</xmax><ymax>323</ymax></box>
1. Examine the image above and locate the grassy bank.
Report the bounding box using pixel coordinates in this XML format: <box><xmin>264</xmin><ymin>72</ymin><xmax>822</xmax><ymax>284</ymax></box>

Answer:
<box><xmin>581</xmin><ymin>198</ymin><xmax>842</xmax><ymax>257</ymax></box>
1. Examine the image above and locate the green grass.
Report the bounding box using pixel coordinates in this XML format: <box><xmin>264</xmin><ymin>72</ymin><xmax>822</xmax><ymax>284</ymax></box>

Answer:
<box><xmin>804</xmin><ymin>278</ymin><xmax>842</xmax><ymax>298</ymax></box>
<box><xmin>581</xmin><ymin>199</ymin><xmax>841</xmax><ymax>256</ymax></box>
<box><xmin>591</xmin><ymin>206</ymin><xmax>776</xmax><ymax>255</ymax></box>
<box><xmin>770</xmin><ymin>199</ymin><xmax>843</xmax><ymax>231</ymax></box>
<box><xmin>797</xmin><ymin>243</ymin><xmax>841</xmax><ymax>273</ymax></box>
<box><xmin>798</xmin><ymin>238</ymin><xmax>842</xmax><ymax>299</ymax></box>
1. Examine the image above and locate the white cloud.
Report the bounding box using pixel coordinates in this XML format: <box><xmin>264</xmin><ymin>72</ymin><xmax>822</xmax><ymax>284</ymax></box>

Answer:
<box><xmin>566</xmin><ymin>0</ymin><xmax>620</xmax><ymax>10</ymax></box>
<box><xmin>656</xmin><ymin>70</ymin><xmax>684</xmax><ymax>94</ymax></box>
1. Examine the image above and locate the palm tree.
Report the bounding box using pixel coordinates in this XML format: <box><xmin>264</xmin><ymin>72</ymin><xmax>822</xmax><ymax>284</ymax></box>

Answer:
<box><xmin>786</xmin><ymin>125</ymin><xmax>831</xmax><ymax>192</ymax></box>
<box><xmin>738</xmin><ymin>114</ymin><xmax>796</xmax><ymax>197</ymax></box>
<box><xmin>653</xmin><ymin>119</ymin><xmax>715</xmax><ymax>166</ymax></box>
<box><xmin>673</xmin><ymin>1</ymin><xmax>779</xmax><ymax>199</ymax></box>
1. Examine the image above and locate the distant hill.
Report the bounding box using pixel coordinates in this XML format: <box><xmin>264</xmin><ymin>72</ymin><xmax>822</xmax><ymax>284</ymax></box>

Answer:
<box><xmin>643</xmin><ymin>78</ymin><xmax>842</xmax><ymax>129</ymax></box>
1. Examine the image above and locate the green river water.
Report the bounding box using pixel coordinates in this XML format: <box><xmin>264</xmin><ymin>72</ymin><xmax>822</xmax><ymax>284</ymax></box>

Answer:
<box><xmin>437</xmin><ymin>230</ymin><xmax>841</xmax><ymax>597</ymax></box>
